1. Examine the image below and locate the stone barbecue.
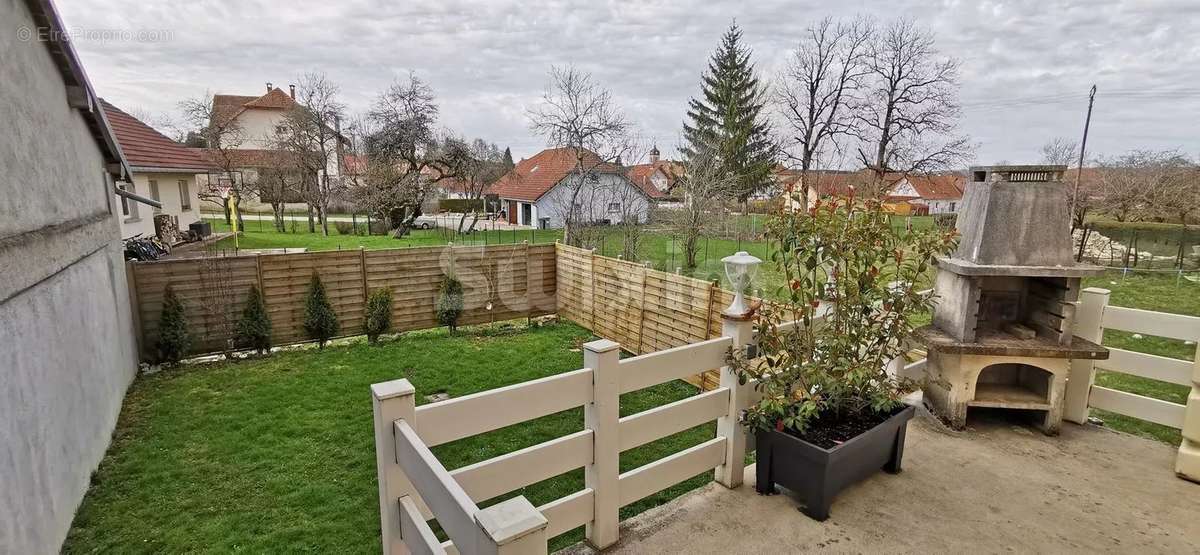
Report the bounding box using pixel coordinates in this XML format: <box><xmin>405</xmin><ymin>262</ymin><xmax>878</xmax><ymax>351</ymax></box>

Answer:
<box><xmin>918</xmin><ymin>165</ymin><xmax>1109</xmax><ymax>434</ymax></box>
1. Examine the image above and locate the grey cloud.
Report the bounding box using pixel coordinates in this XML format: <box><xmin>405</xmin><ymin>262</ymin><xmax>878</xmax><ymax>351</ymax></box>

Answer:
<box><xmin>57</xmin><ymin>0</ymin><xmax>1200</xmax><ymax>164</ymax></box>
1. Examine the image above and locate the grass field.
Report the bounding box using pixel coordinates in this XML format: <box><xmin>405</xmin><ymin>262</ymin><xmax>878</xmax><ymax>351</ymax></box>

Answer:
<box><xmin>1081</xmin><ymin>270</ymin><xmax>1198</xmax><ymax>445</ymax></box>
<box><xmin>65</xmin><ymin>321</ymin><xmax>714</xmax><ymax>553</ymax></box>
<box><xmin>205</xmin><ymin>218</ymin><xmax>562</xmax><ymax>252</ymax></box>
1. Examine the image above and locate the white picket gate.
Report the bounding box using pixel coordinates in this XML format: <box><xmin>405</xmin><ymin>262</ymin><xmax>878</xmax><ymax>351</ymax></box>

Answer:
<box><xmin>1063</xmin><ymin>287</ymin><xmax>1200</xmax><ymax>481</ymax></box>
<box><xmin>371</xmin><ymin>315</ymin><xmax>756</xmax><ymax>554</ymax></box>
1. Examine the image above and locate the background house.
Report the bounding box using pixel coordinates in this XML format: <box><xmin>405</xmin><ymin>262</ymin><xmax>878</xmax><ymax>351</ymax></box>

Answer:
<box><xmin>1</xmin><ymin>1</ymin><xmax>145</xmax><ymax>552</ymax></box>
<box><xmin>626</xmin><ymin>146</ymin><xmax>683</xmax><ymax>199</ymax></box>
<box><xmin>203</xmin><ymin>84</ymin><xmax>345</xmax><ymax>209</ymax></box>
<box><xmin>488</xmin><ymin>148</ymin><xmax>653</xmax><ymax>228</ymax></box>
<box><xmin>101</xmin><ymin>100</ymin><xmax>209</xmax><ymax>241</ymax></box>
<box><xmin>886</xmin><ymin>173</ymin><xmax>966</xmax><ymax>214</ymax></box>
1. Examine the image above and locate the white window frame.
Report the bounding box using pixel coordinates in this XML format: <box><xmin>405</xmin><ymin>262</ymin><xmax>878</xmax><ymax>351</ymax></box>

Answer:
<box><xmin>178</xmin><ymin>180</ymin><xmax>191</xmax><ymax>210</ymax></box>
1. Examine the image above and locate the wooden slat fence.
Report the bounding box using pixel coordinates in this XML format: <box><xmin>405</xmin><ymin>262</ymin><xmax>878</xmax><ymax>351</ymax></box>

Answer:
<box><xmin>129</xmin><ymin>243</ymin><xmax>557</xmax><ymax>358</ymax></box>
<box><xmin>555</xmin><ymin>243</ymin><xmax>737</xmax><ymax>389</ymax></box>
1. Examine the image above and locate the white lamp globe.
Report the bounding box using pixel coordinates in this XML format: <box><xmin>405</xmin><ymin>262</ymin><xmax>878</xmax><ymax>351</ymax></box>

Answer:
<box><xmin>721</xmin><ymin>251</ymin><xmax>762</xmax><ymax>316</ymax></box>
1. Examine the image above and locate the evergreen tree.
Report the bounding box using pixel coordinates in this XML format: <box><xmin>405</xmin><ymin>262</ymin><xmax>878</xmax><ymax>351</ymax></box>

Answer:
<box><xmin>235</xmin><ymin>285</ymin><xmax>272</xmax><ymax>354</ymax></box>
<box><xmin>156</xmin><ymin>285</ymin><xmax>191</xmax><ymax>364</ymax></box>
<box><xmin>303</xmin><ymin>272</ymin><xmax>339</xmax><ymax>348</ymax></box>
<box><xmin>682</xmin><ymin>22</ymin><xmax>776</xmax><ymax>202</ymax></box>
<box><xmin>501</xmin><ymin>147</ymin><xmax>515</xmax><ymax>172</ymax></box>
<box><xmin>436</xmin><ymin>275</ymin><xmax>464</xmax><ymax>334</ymax></box>
<box><xmin>364</xmin><ymin>288</ymin><xmax>393</xmax><ymax>344</ymax></box>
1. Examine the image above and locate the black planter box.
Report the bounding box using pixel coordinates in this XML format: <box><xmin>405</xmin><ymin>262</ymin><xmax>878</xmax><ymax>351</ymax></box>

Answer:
<box><xmin>755</xmin><ymin>405</ymin><xmax>916</xmax><ymax>520</ymax></box>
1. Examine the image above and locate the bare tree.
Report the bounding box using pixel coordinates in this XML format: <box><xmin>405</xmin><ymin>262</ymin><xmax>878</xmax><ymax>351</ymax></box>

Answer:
<box><xmin>776</xmin><ymin>16</ymin><xmax>873</xmax><ymax>208</ymax></box>
<box><xmin>449</xmin><ymin>137</ymin><xmax>507</xmax><ymax>233</ymax></box>
<box><xmin>359</xmin><ymin>74</ymin><xmax>467</xmax><ymax>238</ymax></box>
<box><xmin>276</xmin><ymin>73</ymin><xmax>347</xmax><ymax>236</ymax></box>
<box><xmin>253</xmin><ymin>155</ymin><xmax>303</xmax><ymax>232</ymax></box>
<box><xmin>528</xmin><ymin>65</ymin><xmax>634</xmax><ymax>245</ymax></box>
<box><xmin>180</xmin><ymin>93</ymin><xmax>249</xmax><ymax>227</ymax></box>
<box><xmin>1040</xmin><ymin>137</ymin><xmax>1078</xmax><ymax>166</ymax></box>
<box><xmin>1094</xmin><ymin>150</ymin><xmax>1194</xmax><ymax>224</ymax></box>
<box><xmin>664</xmin><ymin>144</ymin><xmax>738</xmax><ymax>270</ymax></box>
<box><xmin>855</xmin><ymin>19</ymin><xmax>971</xmax><ymax>194</ymax></box>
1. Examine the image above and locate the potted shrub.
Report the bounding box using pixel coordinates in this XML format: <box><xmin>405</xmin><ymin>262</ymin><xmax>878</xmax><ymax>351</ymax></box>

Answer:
<box><xmin>730</xmin><ymin>194</ymin><xmax>955</xmax><ymax>520</ymax></box>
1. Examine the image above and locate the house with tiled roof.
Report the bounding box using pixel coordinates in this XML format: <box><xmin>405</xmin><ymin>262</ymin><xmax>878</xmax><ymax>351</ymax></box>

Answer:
<box><xmin>626</xmin><ymin>146</ymin><xmax>683</xmax><ymax>199</ymax></box>
<box><xmin>886</xmin><ymin>173</ymin><xmax>966</xmax><ymax>214</ymax></box>
<box><xmin>203</xmin><ymin>84</ymin><xmax>346</xmax><ymax>209</ymax></box>
<box><xmin>101</xmin><ymin>99</ymin><xmax>212</xmax><ymax>241</ymax></box>
<box><xmin>488</xmin><ymin>147</ymin><xmax>652</xmax><ymax>228</ymax></box>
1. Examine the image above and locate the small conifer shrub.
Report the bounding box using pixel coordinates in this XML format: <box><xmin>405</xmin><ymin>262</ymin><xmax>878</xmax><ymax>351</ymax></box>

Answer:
<box><xmin>303</xmin><ymin>272</ymin><xmax>339</xmax><ymax>348</ymax></box>
<box><xmin>364</xmin><ymin>288</ymin><xmax>393</xmax><ymax>343</ymax></box>
<box><xmin>436</xmin><ymin>275</ymin><xmax>464</xmax><ymax>334</ymax></box>
<box><xmin>156</xmin><ymin>285</ymin><xmax>191</xmax><ymax>364</ymax></box>
<box><xmin>235</xmin><ymin>285</ymin><xmax>272</xmax><ymax>354</ymax></box>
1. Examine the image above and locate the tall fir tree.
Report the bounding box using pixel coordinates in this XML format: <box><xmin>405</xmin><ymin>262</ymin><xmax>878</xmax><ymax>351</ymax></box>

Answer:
<box><xmin>682</xmin><ymin>23</ymin><xmax>776</xmax><ymax>202</ymax></box>
<box><xmin>501</xmin><ymin>147</ymin><xmax>515</xmax><ymax>172</ymax></box>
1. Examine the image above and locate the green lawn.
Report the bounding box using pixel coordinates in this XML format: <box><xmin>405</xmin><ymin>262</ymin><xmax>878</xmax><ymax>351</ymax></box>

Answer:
<box><xmin>65</xmin><ymin>321</ymin><xmax>714</xmax><ymax>553</ymax></box>
<box><xmin>205</xmin><ymin>218</ymin><xmax>562</xmax><ymax>252</ymax></box>
<box><xmin>1082</xmin><ymin>270</ymin><xmax>1198</xmax><ymax>445</ymax></box>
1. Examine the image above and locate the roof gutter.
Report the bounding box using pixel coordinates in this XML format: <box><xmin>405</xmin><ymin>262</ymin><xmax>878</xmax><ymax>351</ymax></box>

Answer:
<box><xmin>114</xmin><ymin>187</ymin><xmax>162</xmax><ymax>210</ymax></box>
<box><xmin>24</xmin><ymin>0</ymin><xmax>135</xmax><ymax>183</ymax></box>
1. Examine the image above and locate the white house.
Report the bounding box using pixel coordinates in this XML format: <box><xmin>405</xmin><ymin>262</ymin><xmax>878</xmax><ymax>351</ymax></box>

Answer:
<box><xmin>886</xmin><ymin>174</ymin><xmax>965</xmax><ymax>214</ymax></box>
<box><xmin>101</xmin><ymin>100</ymin><xmax>209</xmax><ymax>241</ymax></box>
<box><xmin>487</xmin><ymin>148</ymin><xmax>655</xmax><ymax>228</ymax></box>
<box><xmin>205</xmin><ymin>85</ymin><xmax>345</xmax><ymax>204</ymax></box>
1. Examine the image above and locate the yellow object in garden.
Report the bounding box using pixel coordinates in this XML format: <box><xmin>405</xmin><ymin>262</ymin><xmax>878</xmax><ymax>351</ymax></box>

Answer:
<box><xmin>228</xmin><ymin>193</ymin><xmax>240</xmax><ymax>249</ymax></box>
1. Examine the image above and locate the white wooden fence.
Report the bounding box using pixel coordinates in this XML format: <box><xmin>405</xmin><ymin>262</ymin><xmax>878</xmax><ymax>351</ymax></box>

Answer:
<box><xmin>371</xmin><ymin>314</ymin><xmax>757</xmax><ymax>554</ymax></box>
<box><xmin>1063</xmin><ymin>287</ymin><xmax>1200</xmax><ymax>482</ymax></box>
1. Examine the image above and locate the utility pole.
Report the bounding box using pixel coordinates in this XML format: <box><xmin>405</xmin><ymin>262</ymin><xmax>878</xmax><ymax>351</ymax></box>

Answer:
<box><xmin>1070</xmin><ymin>85</ymin><xmax>1097</xmax><ymax>233</ymax></box>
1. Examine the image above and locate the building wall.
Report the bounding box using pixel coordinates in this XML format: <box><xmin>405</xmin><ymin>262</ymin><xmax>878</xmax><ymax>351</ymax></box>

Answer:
<box><xmin>116</xmin><ymin>172</ymin><xmax>203</xmax><ymax>239</ymax></box>
<box><xmin>0</xmin><ymin>2</ymin><xmax>139</xmax><ymax>552</ymax></box>
<box><xmin>533</xmin><ymin>174</ymin><xmax>650</xmax><ymax>228</ymax></box>
<box><xmin>929</xmin><ymin>199</ymin><xmax>959</xmax><ymax>214</ymax></box>
<box><xmin>234</xmin><ymin>107</ymin><xmax>285</xmax><ymax>150</ymax></box>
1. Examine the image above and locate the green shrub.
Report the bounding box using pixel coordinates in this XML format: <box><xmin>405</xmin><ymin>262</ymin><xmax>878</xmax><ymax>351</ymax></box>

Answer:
<box><xmin>364</xmin><ymin>288</ymin><xmax>393</xmax><ymax>343</ymax></box>
<box><xmin>932</xmin><ymin>213</ymin><xmax>958</xmax><ymax>229</ymax></box>
<box><xmin>235</xmin><ymin>285</ymin><xmax>272</xmax><ymax>354</ymax></box>
<box><xmin>156</xmin><ymin>285</ymin><xmax>191</xmax><ymax>364</ymax></box>
<box><xmin>436</xmin><ymin>275</ymin><xmax>464</xmax><ymax>333</ymax></box>
<box><xmin>438</xmin><ymin>198</ymin><xmax>486</xmax><ymax>213</ymax></box>
<box><xmin>334</xmin><ymin>221</ymin><xmax>355</xmax><ymax>235</ymax></box>
<box><xmin>303</xmin><ymin>272</ymin><xmax>339</xmax><ymax>348</ymax></box>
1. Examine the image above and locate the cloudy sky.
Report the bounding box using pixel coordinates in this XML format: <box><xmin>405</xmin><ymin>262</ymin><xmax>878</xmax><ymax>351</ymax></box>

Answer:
<box><xmin>58</xmin><ymin>0</ymin><xmax>1200</xmax><ymax>166</ymax></box>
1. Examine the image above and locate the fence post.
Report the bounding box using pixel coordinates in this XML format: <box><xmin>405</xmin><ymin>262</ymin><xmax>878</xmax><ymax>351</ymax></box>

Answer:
<box><xmin>715</xmin><ymin>311</ymin><xmax>753</xmax><ymax>488</ymax></box>
<box><xmin>1177</xmin><ymin>339</ymin><xmax>1200</xmax><ymax>482</ymax></box>
<box><xmin>583</xmin><ymin>339</ymin><xmax>620</xmax><ymax>549</ymax></box>
<box><xmin>1063</xmin><ymin>287</ymin><xmax>1110</xmax><ymax>424</ymax></box>
<box><xmin>475</xmin><ymin>496</ymin><xmax>549</xmax><ymax>555</ymax></box>
<box><xmin>371</xmin><ymin>379</ymin><xmax>418</xmax><ymax>555</ymax></box>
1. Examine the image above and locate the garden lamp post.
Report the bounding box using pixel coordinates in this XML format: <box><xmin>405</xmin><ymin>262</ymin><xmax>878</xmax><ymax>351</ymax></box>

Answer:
<box><xmin>721</xmin><ymin>251</ymin><xmax>762</xmax><ymax>316</ymax></box>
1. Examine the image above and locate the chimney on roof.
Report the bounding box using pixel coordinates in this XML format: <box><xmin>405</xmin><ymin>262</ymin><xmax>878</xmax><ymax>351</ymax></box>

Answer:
<box><xmin>289</xmin><ymin>84</ymin><xmax>295</xmax><ymax>99</ymax></box>
<box><xmin>649</xmin><ymin>145</ymin><xmax>660</xmax><ymax>164</ymax></box>
<box><xmin>266</xmin><ymin>82</ymin><xmax>273</xmax><ymax>93</ymax></box>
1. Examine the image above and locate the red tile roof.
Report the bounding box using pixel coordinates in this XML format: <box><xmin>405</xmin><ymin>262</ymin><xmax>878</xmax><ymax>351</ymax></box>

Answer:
<box><xmin>100</xmin><ymin>99</ymin><xmax>212</xmax><ymax>172</ymax></box>
<box><xmin>487</xmin><ymin>147</ymin><xmax>627</xmax><ymax>202</ymax></box>
<box><xmin>212</xmin><ymin>88</ymin><xmax>295</xmax><ymax>126</ymax></box>
<box><xmin>197</xmin><ymin>148</ymin><xmax>298</xmax><ymax>169</ymax></box>
<box><xmin>626</xmin><ymin>160</ymin><xmax>683</xmax><ymax>199</ymax></box>
<box><xmin>899</xmin><ymin>174</ymin><xmax>965</xmax><ymax>201</ymax></box>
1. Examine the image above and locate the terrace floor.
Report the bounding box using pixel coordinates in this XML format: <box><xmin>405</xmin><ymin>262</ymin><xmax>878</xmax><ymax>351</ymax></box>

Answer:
<box><xmin>566</xmin><ymin>410</ymin><xmax>1200</xmax><ymax>554</ymax></box>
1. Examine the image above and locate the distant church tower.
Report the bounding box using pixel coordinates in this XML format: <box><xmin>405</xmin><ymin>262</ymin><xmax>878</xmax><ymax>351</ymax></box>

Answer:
<box><xmin>649</xmin><ymin>145</ymin><xmax>660</xmax><ymax>164</ymax></box>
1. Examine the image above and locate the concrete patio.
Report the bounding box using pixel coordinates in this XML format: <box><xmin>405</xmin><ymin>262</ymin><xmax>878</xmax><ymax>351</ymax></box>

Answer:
<box><xmin>566</xmin><ymin>410</ymin><xmax>1200</xmax><ymax>554</ymax></box>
